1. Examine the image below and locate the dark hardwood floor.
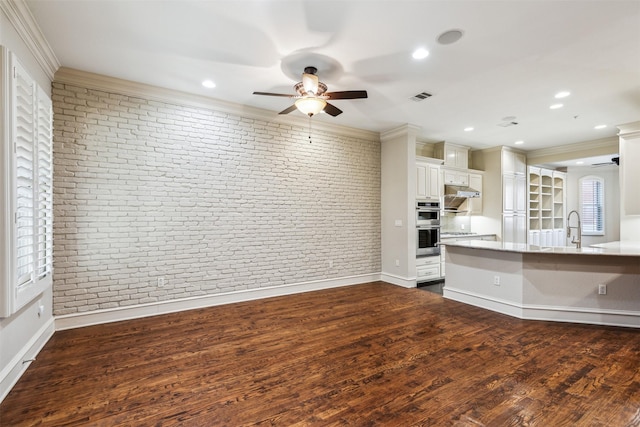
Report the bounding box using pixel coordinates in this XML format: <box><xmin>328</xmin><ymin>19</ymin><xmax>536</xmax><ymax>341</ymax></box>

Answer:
<box><xmin>2</xmin><ymin>282</ymin><xmax>639</xmax><ymax>426</ymax></box>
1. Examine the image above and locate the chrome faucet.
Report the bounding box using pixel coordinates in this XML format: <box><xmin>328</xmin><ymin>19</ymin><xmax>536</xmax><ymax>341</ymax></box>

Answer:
<box><xmin>567</xmin><ymin>210</ymin><xmax>582</xmax><ymax>248</ymax></box>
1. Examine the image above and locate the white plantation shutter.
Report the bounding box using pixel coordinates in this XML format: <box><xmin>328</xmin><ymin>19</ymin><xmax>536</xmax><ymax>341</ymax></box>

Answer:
<box><xmin>580</xmin><ymin>176</ymin><xmax>604</xmax><ymax>235</ymax></box>
<box><xmin>36</xmin><ymin>86</ymin><xmax>53</xmax><ymax>280</ymax></box>
<box><xmin>0</xmin><ymin>49</ymin><xmax>53</xmax><ymax>317</ymax></box>
<box><xmin>13</xmin><ymin>59</ymin><xmax>36</xmax><ymax>286</ymax></box>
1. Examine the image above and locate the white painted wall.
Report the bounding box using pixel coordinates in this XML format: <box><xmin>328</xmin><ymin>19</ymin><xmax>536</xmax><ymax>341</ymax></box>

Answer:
<box><xmin>380</xmin><ymin>125</ymin><xmax>417</xmax><ymax>286</ymax></box>
<box><xmin>0</xmin><ymin>5</ymin><xmax>55</xmax><ymax>402</ymax></box>
<box><xmin>469</xmin><ymin>148</ymin><xmax>504</xmax><ymax>238</ymax></box>
<box><xmin>619</xmin><ymin>121</ymin><xmax>640</xmax><ymax>241</ymax></box>
<box><xmin>565</xmin><ymin>164</ymin><xmax>620</xmax><ymax>246</ymax></box>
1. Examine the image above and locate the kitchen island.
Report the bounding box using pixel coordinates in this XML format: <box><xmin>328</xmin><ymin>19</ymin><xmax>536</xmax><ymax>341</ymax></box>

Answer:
<box><xmin>443</xmin><ymin>240</ymin><xmax>640</xmax><ymax>328</ymax></box>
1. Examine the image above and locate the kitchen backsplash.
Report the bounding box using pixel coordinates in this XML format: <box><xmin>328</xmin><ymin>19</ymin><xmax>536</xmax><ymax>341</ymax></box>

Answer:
<box><xmin>441</xmin><ymin>213</ymin><xmax>471</xmax><ymax>233</ymax></box>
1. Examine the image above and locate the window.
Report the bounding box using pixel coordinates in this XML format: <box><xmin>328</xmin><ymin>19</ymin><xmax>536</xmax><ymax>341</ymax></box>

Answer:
<box><xmin>0</xmin><ymin>47</ymin><xmax>52</xmax><ymax>317</ymax></box>
<box><xmin>579</xmin><ymin>176</ymin><xmax>604</xmax><ymax>235</ymax></box>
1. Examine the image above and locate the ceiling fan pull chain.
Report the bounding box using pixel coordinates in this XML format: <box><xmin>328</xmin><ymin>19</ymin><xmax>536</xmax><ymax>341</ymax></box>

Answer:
<box><xmin>308</xmin><ymin>115</ymin><xmax>312</xmax><ymax>143</ymax></box>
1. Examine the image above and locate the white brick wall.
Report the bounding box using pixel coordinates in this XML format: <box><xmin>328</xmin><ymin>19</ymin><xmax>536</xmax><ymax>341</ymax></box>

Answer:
<box><xmin>52</xmin><ymin>82</ymin><xmax>381</xmax><ymax>315</ymax></box>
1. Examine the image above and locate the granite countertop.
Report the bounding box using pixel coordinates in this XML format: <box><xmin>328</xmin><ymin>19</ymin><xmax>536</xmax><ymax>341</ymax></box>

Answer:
<box><xmin>440</xmin><ymin>233</ymin><xmax>496</xmax><ymax>240</ymax></box>
<box><xmin>443</xmin><ymin>239</ymin><xmax>640</xmax><ymax>257</ymax></box>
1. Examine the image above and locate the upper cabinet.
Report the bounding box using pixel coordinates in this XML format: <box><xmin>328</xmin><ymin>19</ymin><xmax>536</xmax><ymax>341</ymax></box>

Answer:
<box><xmin>416</xmin><ymin>157</ymin><xmax>442</xmax><ymax>200</ymax></box>
<box><xmin>502</xmin><ymin>149</ymin><xmax>527</xmax><ymax>175</ymax></box>
<box><xmin>442</xmin><ymin>168</ymin><xmax>469</xmax><ymax>186</ymax></box>
<box><xmin>434</xmin><ymin>142</ymin><xmax>469</xmax><ymax>169</ymax></box>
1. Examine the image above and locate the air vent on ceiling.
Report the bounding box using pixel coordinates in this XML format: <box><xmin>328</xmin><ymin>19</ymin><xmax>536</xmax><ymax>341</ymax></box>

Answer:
<box><xmin>497</xmin><ymin>121</ymin><xmax>519</xmax><ymax>127</ymax></box>
<box><xmin>410</xmin><ymin>92</ymin><xmax>432</xmax><ymax>102</ymax></box>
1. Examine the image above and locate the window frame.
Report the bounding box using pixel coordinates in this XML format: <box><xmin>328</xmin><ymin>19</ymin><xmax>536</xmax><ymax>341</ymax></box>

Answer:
<box><xmin>0</xmin><ymin>47</ymin><xmax>53</xmax><ymax>318</ymax></box>
<box><xmin>579</xmin><ymin>175</ymin><xmax>605</xmax><ymax>236</ymax></box>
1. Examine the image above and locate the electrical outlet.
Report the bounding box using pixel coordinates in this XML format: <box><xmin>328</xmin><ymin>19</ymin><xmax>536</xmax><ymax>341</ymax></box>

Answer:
<box><xmin>395</xmin><ymin>259</ymin><xmax>400</xmax><ymax>267</ymax></box>
<box><xmin>158</xmin><ymin>277</ymin><xmax>165</xmax><ymax>287</ymax></box>
<box><xmin>493</xmin><ymin>275</ymin><xmax>500</xmax><ymax>286</ymax></box>
<box><xmin>598</xmin><ymin>284</ymin><xmax>607</xmax><ymax>295</ymax></box>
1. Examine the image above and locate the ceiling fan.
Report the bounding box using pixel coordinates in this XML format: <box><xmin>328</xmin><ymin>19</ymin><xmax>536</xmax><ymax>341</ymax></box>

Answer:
<box><xmin>253</xmin><ymin>66</ymin><xmax>367</xmax><ymax>117</ymax></box>
<box><xmin>592</xmin><ymin>156</ymin><xmax>620</xmax><ymax>167</ymax></box>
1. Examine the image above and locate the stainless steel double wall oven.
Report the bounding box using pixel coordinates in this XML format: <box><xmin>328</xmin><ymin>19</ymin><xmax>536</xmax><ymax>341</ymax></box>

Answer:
<box><xmin>416</xmin><ymin>199</ymin><xmax>440</xmax><ymax>257</ymax></box>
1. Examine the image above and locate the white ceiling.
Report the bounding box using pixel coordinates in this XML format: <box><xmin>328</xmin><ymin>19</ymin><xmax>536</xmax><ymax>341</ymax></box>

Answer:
<box><xmin>25</xmin><ymin>0</ymin><xmax>640</xmax><ymax>154</ymax></box>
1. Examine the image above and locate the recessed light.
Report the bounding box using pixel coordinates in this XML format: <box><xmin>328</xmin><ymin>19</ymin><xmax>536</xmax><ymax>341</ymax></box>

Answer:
<box><xmin>202</xmin><ymin>80</ymin><xmax>216</xmax><ymax>89</ymax></box>
<box><xmin>594</xmin><ymin>124</ymin><xmax>607</xmax><ymax>130</ymax></box>
<box><xmin>514</xmin><ymin>140</ymin><xmax>524</xmax><ymax>145</ymax></box>
<box><xmin>437</xmin><ymin>29</ymin><xmax>464</xmax><ymax>45</ymax></box>
<box><xmin>464</xmin><ymin>127</ymin><xmax>474</xmax><ymax>132</ymax></box>
<box><xmin>550</xmin><ymin>103</ymin><xmax>563</xmax><ymax>110</ymax></box>
<box><xmin>412</xmin><ymin>48</ymin><xmax>429</xmax><ymax>60</ymax></box>
<box><xmin>555</xmin><ymin>91</ymin><xmax>570</xmax><ymax>99</ymax></box>
<box><xmin>576</xmin><ymin>161</ymin><xmax>584</xmax><ymax>165</ymax></box>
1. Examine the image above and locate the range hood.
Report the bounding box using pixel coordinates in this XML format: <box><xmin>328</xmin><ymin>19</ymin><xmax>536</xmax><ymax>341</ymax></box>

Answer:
<box><xmin>443</xmin><ymin>185</ymin><xmax>480</xmax><ymax>211</ymax></box>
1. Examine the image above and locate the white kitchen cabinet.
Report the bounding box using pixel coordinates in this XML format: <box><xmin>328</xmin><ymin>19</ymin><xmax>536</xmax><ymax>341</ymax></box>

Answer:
<box><xmin>553</xmin><ymin>229</ymin><xmax>565</xmax><ymax>246</ymax></box>
<box><xmin>469</xmin><ymin>146</ymin><xmax>527</xmax><ymax>244</ymax></box>
<box><xmin>416</xmin><ymin>160</ymin><xmax>441</xmax><ymax>199</ymax></box>
<box><xmin>503</xmin><ymin>214</ymin><xmax>527</xmax><ymax>244</ymax></box>
<box><xmin>434</xmin><ymin>142</ymin><xmax>469</xmax><ymax>169</ymax></box>
<box><xmin>416</xmin><ymin>255</ymin><xmax>441</xmax><ymax>282</ymax></box>
<box><xmin>502</xmin><ymin>149</ymin><xmax>527</xmax><ymax>175</ymax></box>
<box><xmin>442</xmin><ymin>168</ymin><xmax>469</xmax><ymax>186</ymax></box>
<box><xmin>502</xmin><ymin>174</ymin><xmax>526</xmax><ymax>213</ymax></box>
<box><xmin>529</xmin><ymin>230</ymin><xmax>540</xmax><ymax>246</ymax></box>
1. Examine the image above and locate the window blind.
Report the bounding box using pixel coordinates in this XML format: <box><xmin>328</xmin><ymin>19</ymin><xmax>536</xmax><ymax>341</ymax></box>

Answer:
<box><xmin>36</xmin><ymin>86</ymin><xmax>53</xmax><ymax>280</ymax></box>
<box><xmin>580</xmin><ymin>177</ymin><xmax>604</xmax><ymax>234</ymax></box>
<box><xmin>14</xmin><ymin>62</ymin><xmax>35</xmax><ymax>286</ymax></box>
<box><xmin>7</xmin><ymin>51</ymin><xmax>54</xmax><ymax>315</ymax></box>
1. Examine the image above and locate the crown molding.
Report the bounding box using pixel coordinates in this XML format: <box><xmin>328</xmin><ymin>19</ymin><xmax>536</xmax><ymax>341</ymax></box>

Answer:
<box><xmin>380</xmin><ymin>124</ymin><xmax>421</xmax><ymax>142</ymax></box>
<box><xmin>54</xmin><ymin>67</ymin><xmax>380</xmax><ymax>142</ymax></box>
<box><xmin>618</xmin><ymin>121</ymin><xmax>640</xmax><ymax>139</ymax></box>
<box><xmin>526</xmin><ymin>136</ymin><xmax>618</xmax><ymax>162</ymax></box>
<box><xmin>0</xmin><ymin>0</ymin><xmax>59</xmax><ymax>80</ymax></box>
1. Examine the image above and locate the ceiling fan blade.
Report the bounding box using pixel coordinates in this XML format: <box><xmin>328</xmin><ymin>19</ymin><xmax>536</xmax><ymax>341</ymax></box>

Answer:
<box><xmin>325</xmin><ymin>90</ymin><xmax>368</xmax><ymax>100</ymax></box>
<box><xmin>278</xmin><ymin>104</ymin><xmax>298</xmax><ymax>115</ymax></box>
<box><xmin>323</xmin><ymin>102</ymin><xmax>343</xmax><ymax>117</ymax></box>
<box><xmin>253</xmin><ymin>91</ymin><xmax>294</xmax><ymax>97</ymax></box>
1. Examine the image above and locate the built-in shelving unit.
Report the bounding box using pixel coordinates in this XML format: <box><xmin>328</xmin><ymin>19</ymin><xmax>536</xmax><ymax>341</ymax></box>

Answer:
<box><xmin>528</xmin><ymin>166</ymin><xmax>566</xmax><ymax>246</ymax></box>
<box><xmin>528</xmin><ymin>167</ymin><xmax>540</xmax><ymax>232</ymax></box>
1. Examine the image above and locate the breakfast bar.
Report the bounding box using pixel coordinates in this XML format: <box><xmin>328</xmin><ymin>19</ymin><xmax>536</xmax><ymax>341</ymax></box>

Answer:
<box><xmin>442</xmin><ymin>240</ymin><xmax>640</xmax><ymax>328</ymax></box>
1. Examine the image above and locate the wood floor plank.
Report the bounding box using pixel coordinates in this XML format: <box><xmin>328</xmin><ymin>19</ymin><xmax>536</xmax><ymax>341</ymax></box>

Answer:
<box><xmin>1</xmin><ymin>282</ymin><xmax>639</xmax><ymax>426</ymax></box>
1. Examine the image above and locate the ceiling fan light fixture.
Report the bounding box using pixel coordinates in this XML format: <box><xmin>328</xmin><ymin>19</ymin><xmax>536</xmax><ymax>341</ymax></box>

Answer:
<box><xmin>295</xmin><ymin>97</ymin><xmax>327</xmax><ymax>116</ymax></box>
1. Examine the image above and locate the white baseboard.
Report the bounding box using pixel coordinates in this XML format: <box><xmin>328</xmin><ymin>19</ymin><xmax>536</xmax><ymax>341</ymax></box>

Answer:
<box><xmin>379</xmin><ymin>273</ymin><xmax>416</xmax><ymax>288</ymax></box>
<box><xmin>444</xmin><ymin>287</ymin><xmax>640</xmax><ymax>328</ymax></box>
<box><xmin>0</xmin><ymin>317</ymin><xmax>55</xmax><ymax>403</ymax></box>
<box><xmin>56</xmin><ymin>273</ymin><xmax>381</xmax><ymax>331</ymax></box>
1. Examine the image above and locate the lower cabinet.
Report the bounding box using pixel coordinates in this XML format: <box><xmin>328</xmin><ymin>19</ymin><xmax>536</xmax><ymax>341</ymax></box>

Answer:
<box><xmin>416</xmin><ymin>255</ymin><xmax>441</xmax><ymax>283</ymax></box>
<box><xmin>503</xmin><ymin>213</ymin><xmax>527</xmax><ymax>243</ymax></box>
